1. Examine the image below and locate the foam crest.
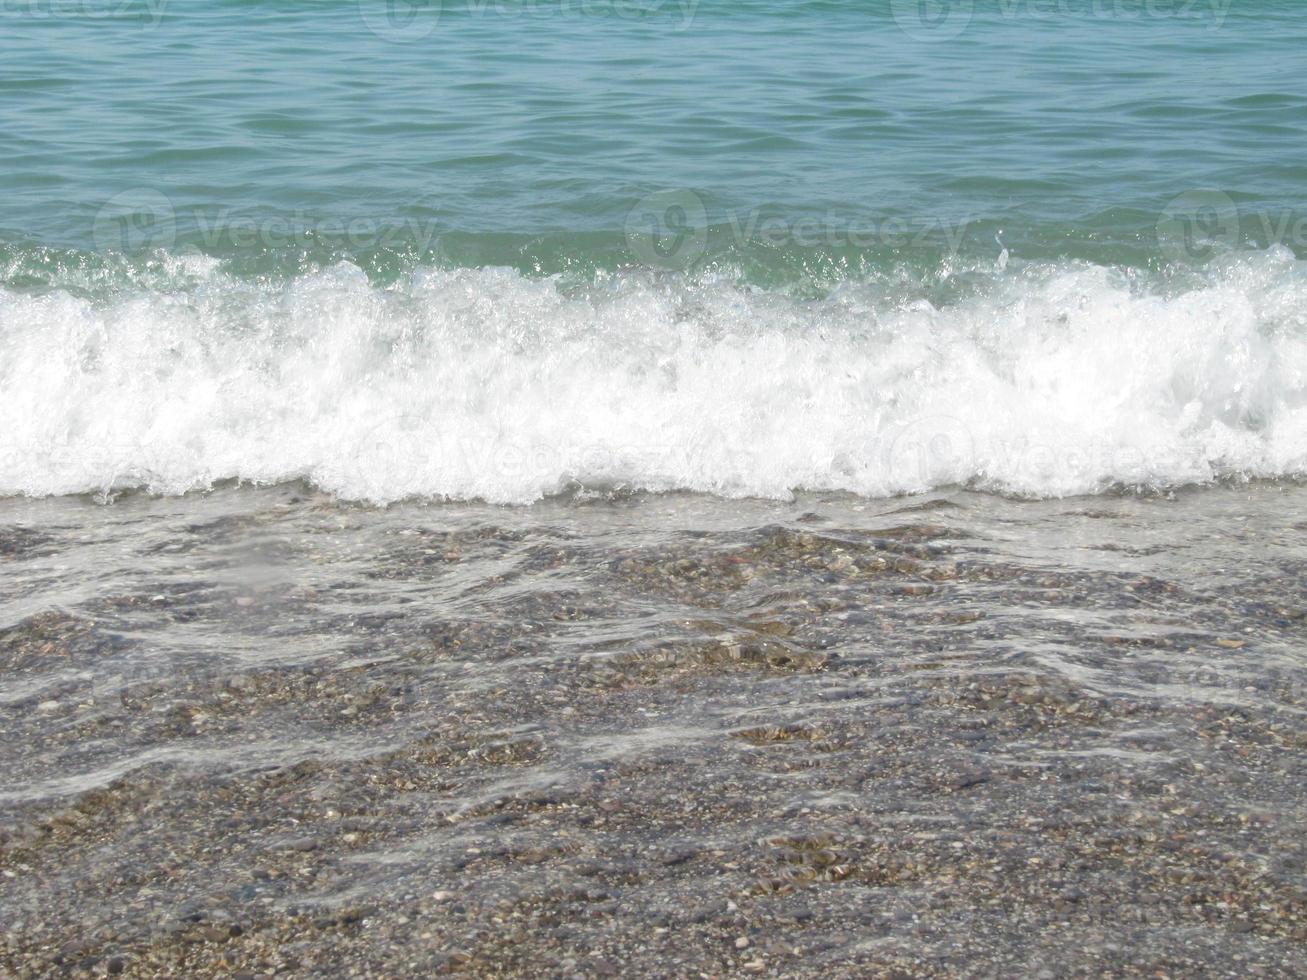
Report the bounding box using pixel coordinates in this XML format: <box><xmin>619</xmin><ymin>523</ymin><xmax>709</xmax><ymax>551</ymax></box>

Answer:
<box><xmin>2</xmin><ymin>250</ymin><xmax>1306</xmax><ymax>503</ymax></box>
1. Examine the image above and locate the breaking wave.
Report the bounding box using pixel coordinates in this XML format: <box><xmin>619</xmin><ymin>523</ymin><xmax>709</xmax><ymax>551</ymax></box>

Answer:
<box><xmin>3</xmin><ymin>247</ymin><xmax>1307</xmax><ymax>503</ymax></box>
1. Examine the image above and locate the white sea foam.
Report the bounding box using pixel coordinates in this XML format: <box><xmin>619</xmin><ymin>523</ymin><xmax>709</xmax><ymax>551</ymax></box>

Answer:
<box><xmin>2</xmin><ymin>249</ymin><xmax>1306</xmax><ymax>504</ymax></box>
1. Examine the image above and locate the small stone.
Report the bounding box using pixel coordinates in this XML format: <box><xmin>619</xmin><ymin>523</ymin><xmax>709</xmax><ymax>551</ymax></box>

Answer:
<box><xmin>37</xmin><ymin>700</ymin><xmax>59</xmax><ymax>713</ymax></box>
<box><xmin>735</xmin><ymin>936</ymin><xmax>750</xmax><ymax>950</ymax></box>
<box><xmin>950</xmin><ymin>770</ymin><xmax>991</xmax><ymax>791</ymax></box>
<box><xmin>661</xmin><ymin>848</ymin><xmax>696</xmax><ymax>866</ymax></box>
<box><xmin>743</xmin><ymin>961</ymin><xmax>766</xmax><ymax>973</ymax></box>
<box><xmin>1216</xmin><ymin>638</ymin><xmax>1245</xmax><ymax>649</ymax></box>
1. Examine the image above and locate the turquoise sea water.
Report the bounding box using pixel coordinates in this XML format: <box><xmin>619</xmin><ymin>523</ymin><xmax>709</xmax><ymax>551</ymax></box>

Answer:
<box><xmin>12</xmin><ymin>8</ymin><xmax>1307</xmax><ymax>972</ymax></box>
<box><xmin>1</xmin><ymin>0</ymin><xmax>1306</xmax><ymax>500</ymax></box>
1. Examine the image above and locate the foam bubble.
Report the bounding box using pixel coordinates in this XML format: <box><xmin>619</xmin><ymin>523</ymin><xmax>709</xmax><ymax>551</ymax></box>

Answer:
<box><xmin>2</xmin><ymin>250</ymin><xmax>1306</xmax><ymax>503</ymax></box>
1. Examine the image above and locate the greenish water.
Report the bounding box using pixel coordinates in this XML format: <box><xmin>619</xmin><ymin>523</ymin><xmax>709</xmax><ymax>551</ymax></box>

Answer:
<box><xmin>1</xmin><ymin>0</ymin><xmax>1305</xmax><ymax>500</ymax></box>
<box><xmin>6</xmin><ymin>11</ymin><xmax>1307</xmax><ymax>975</ymax></box>
<box><xmin>3</xmin><ymin>0</ymin><xmax>1304</xmax><ymax>276</ymax></box>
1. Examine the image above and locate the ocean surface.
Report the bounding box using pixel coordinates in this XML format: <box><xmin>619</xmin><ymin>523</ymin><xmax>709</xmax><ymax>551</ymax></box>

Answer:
<box><xmin>2</xmin><ymin>0</ymin><xmax>1306</xmax><ymax>502</ymax></box>
<box><xmin>4</xmin><ymin>2</ymin><xmax>1307</xmax><ymax>977</ymax></box>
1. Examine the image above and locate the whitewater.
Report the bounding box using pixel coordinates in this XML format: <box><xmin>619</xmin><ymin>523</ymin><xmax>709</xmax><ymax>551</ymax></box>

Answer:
<box><xmin>2</xmin><ymin>248</ymin><xmax>1305</xmax><ymax>504</ymax></box>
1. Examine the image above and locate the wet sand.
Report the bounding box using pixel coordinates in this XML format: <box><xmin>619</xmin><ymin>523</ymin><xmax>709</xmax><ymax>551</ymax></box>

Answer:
<box><xmin>2</xmin><ymin>483</ymin><xmax>1306</xmax><ymax>977</ymax></box>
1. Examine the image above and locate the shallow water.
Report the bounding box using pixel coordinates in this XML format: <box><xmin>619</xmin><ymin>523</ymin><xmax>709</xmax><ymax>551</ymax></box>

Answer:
<box><xmin>2</xmin><ymin>482</ymin><xmax>1306</xmax><ymax>975</ymax></box>
<box><xmin>4</xmin><ymin>0</ymin><xmax>1307</xmax><ymax>974</ymax></box>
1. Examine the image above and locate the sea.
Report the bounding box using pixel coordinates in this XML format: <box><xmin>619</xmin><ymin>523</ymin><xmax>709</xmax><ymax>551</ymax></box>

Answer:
<box><xmin>2</xmin><ymin>1</ymin><xmax>1307</xmax><ymax>975</ymax></box>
